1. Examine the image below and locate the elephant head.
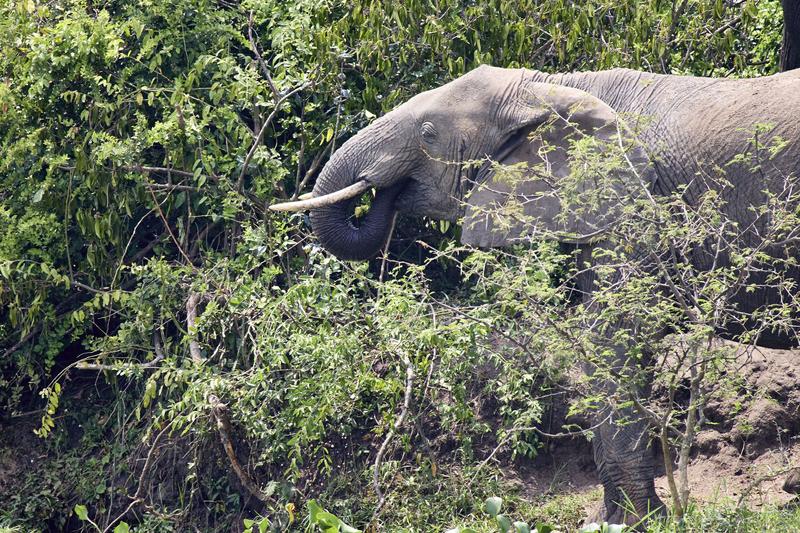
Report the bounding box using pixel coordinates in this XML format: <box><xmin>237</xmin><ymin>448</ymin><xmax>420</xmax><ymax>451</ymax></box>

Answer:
<box><xmin>271</xmin><ymin>65</ymin><xmax>648</xmax><ymax>259</ymax></box>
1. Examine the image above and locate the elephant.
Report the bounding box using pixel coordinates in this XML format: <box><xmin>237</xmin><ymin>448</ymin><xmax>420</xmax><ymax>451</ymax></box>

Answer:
<box><xmin>270</xmin><ymin>65</ymin><xmax>800</xmax><ymax>524</ymax></box>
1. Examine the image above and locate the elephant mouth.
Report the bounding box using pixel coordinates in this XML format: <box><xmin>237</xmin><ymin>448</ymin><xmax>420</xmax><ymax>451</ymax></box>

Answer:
<box><xmin>347</xmin><ymin>178</ymin><xmax>411</xmax><ymax>228</ymax></box>
<box><xmin>295</xmin><ymin>178</ymin><xmax>409</xmax><ymax>261</ymax></box>
<box><xmin>270</xmin><ymin>169</ymin><xmax>460</xmax><ymax>261</ymax></box>
<box><xmin>394</xmin><ymin>172</ymin><xmax>467</xmax><ymax>222</ymax></box>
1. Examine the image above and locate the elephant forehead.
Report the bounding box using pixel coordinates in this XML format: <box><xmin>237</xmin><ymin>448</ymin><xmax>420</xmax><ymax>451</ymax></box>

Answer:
<box><xmin>405</xmin><ymin>83</ymin><xmax>496</xmax><ymax>116</ymax></box>
<box><xmin>407</xmin><ymin>68</ymin><xmax>524</xmax><ymax>111</ymax></box>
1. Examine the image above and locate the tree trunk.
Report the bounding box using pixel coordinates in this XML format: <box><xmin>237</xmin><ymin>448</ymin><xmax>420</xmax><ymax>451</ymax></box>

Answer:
<box><xmin>781</xmin><ymin>0</ymin><xmax>800</xmax><ymax>71</ymax></box>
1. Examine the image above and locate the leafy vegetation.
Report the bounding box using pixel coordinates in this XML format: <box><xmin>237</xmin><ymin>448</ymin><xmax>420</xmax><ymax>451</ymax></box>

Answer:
<box><xmin>0</xmin><ymin>0</ymin><xmax>791</xmax><ymax>531</ymax></box>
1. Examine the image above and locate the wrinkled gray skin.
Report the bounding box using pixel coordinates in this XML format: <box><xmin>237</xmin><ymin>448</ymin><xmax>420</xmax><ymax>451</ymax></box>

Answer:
<box><xmin>309</xmin><ymin>65</ymin><xmax>800</xmax><ymax>525</ymax></box>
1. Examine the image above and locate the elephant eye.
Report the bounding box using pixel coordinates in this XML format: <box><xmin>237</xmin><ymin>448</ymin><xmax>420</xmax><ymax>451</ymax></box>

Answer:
<box><xmin>420</xmin><ymin>121</ymin><xmax>438</xmax><ymax>142</ymax></box>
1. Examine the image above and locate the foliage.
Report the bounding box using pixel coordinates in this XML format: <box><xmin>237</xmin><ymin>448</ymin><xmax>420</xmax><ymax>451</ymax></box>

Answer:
<box><xmin>0</xmin><ymin>0</ymin><xmax>790</xmax><ymax>531</ymax></box>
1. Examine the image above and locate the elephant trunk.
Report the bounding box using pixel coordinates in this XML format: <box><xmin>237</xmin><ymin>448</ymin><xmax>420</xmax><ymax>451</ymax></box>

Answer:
<box><xmin>309</xmin><ymin>144</ymin><xmax>405</xmax><ymax>261</ymax></box>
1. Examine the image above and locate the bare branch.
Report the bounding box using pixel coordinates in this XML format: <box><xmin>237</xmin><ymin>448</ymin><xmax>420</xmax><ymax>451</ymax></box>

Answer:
<box><xmin>209</xmin><ymin>394</ymin><xmax>272</xmax><ymax>503</ymax></box>
<box><xmin>370</xmin><ymin>356</ymin><xmax>415</xmax><ymax>523</ymax></box>
<box><xmin>248</xmin><ymin>12</ymin><xmax>279</xmax><ymax>103</ymax></box>
<box><xmin>186</xmin><ymin>292</ymin><xmax>204</xmax><ymax>364</ymax></box>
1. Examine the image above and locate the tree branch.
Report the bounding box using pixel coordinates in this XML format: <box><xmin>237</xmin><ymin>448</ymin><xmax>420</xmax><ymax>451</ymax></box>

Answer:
<box><xmin>209</xmin><ymin>394</ymin><xmax>272</xmax><ymax>503</ymax></box>
<box><xmin>370</xmin><ymin>356</ymin><xmax>415</xmax><ymax>523</ymax></box>
<box><xmin>185</xmin><ymin>293</ymin><xmax>204</xmax><ymax>364</ymax></box>
<box><xmin>236</xmin><ymin>82</ymin><xmax>309</xmax><ymax>192</ymax></box>
<box><xmin>248</xmin><ymin>12</ymin><xmax>279</xmax><ymax>103</ymax></box>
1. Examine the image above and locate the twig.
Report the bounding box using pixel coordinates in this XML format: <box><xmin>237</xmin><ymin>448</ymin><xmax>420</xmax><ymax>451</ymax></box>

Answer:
<box><xmin>433</xmin><ymin>298</ymin><xmax>537</xmax><ymax>359</ymax></box>
<box><xmin>101</xmin><ymin>420</ymin><xmax>172</xmax><ymax>533</ymax></box>
<box><xmin>147</xmin><ymin>186</ymin><xmax>195</xmax><ymax>267</ymax></box>
<box><xmin>75</xmin><ymin>331</ymin><xmax>166</xmax><ymax>371</ymax></box>
<box><xmin>247</xmin><ymin>12</ymin><xmax>279</xmax><ymax>103</ymax></box>
<box><xmin>471</xmin><ymin>414</ymin><xmax>613</xmax><ymax>482</ymax></box>
<box><xmin>736</xmin><ymin>464</ymin><xmax>796</xmax><ymax>508</ymax></box>
<box><xmin>236</xmin><ymin>82</ymin><xmax>309</xmax><ymax>192</ymax></box>
<box><xmin>209</xmin><ymin>394</ymin><xmax>272</xmax><ymax>503</ymax></box>
<box><xmin>185</xmin><ymin>293</ymin><xmax>204</xmax><ymax>364</ymax></box>
<box><xmin>2</xmin><ymin>328</ymin><xmax>39</xmax><ymax>359</ymax></box>
<box><xmin>188</xmin><ymin>221</ymin><xmax>219</xmax><ymax>259</ymax></box>
<box><xmin>72</xmin><ymin>281</ymin><xmax>106</xmax><ymax>294</ymax></box>
<box><xmin>128</xmin><ymin>231</ymin><xmax>167</xmax><ymax>264</ymax></box>
<box><xmin>294</xmin><ymin>140</ymin><xmax>333</xmax><ymax>199</ymax></box>
<box><xmin>370</xmin><ymin>356</ymin><xmax>415</xmax><ymax>523</ymax></box>
<box><xmin>127</xmin><ymin>164</ymin><xmax>218</xmax><ymax>183</ymax></box>
<box><xmin>145</xmin><ymin>183</ymin><xmax>201</xmax><ymax>192</ymax></box>
<box><xmin>379</xmin><ymin>212</ymin><xmax>398</xmax><ymax>283</ymax></box>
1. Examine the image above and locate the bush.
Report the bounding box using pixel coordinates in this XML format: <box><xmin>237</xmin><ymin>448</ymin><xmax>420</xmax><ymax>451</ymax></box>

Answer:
<box><xmin>0</xmin><ymin>0</ymin><xmax>786</xmax><ymax>531</ymax></box>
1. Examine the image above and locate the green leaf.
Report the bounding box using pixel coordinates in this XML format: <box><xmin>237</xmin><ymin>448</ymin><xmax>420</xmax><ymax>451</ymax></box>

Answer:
<box><xmin>484</xmin><ymin>496</ymin><xmax>503</xmax><ymax>517</ymax></box>
<box><xmin>514</xmin><ymin>522</ymin><xmax>532</xmax><ymax>533</ymax></box>
<box><xmin>74</xmin><ymin>504</ymin><xmax>88</xmax><ymax>521</ymax></box>
<box><xmin>496</xmin><ymin>514</ymin><xmax>512</xmax><ymax>532</ymax></box>
<box><xmin>307</xmin><ymin>500</ymin><xmax>323</xmax><ymax>522</ymax></box>
<box><xmin>113</xmin><ymin>522</ymin><xmax>130</xmax><ymax>533</ymax></box>
<box><xmin>316</xmin><ymin>511</ymin><xmax>340</xmax><ymax>528</ymax></box>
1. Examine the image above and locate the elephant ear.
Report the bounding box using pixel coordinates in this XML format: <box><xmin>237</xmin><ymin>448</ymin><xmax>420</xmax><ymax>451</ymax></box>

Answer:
<box><xmin>462</xmin><ymin>83</ymin><xmax>650</xmax><ymax>247</ymax></box>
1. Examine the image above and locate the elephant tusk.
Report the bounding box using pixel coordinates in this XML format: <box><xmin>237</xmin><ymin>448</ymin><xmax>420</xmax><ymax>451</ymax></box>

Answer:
<box><xmin>297</xmin><ymin>192</ymin><xmax>314</xmax><ymax>200</ymax></box>
<box><xmin>269</xmin><ymin>180</ymin><xmax>372</xmax><ymax>212</ymax></box>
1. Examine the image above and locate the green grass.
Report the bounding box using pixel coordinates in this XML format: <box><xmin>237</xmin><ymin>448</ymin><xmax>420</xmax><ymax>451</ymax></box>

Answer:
<box><xmin>644</xmin><ymin>502</ymin><xmax>800</xmax><ymax>532</ymax></box>
<box><xmin>433</xmin><ymin>491</ymin><xmax>800</xmax><ymax>533</ymax></box>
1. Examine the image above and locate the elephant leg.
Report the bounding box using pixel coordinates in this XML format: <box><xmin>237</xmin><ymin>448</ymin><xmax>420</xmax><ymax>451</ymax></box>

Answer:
<box><xmin>573</xmin><ymin>247</ymin><xmax>667</xmax><ymax>526</ymax></box>
<box><xmin>581</xmin><ymin>319</ymin><xmax>666</xmax><ymax>525</ymax></box>
<box><xmin>590</xmin><ymin>403</ymin><xmax>665</xmax><ymax>527</ymax></box>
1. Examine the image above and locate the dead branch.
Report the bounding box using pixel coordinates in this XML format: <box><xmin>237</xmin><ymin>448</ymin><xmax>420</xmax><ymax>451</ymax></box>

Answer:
<box><xmin>101</xmin><ymin>419</ymin><xmax>172</xmax><ymax>533</ymax></box>
<box><xmin>248</xmin><ymin>12</ymin><xmax>279</xmax><ymax>103</ymax></box>
<box><xmin>370</xmin><ymin>356</ymin><xmax>415</xmax><ymax>523</ymax></box>
<box><xmin>186</xmin><ymin>293</ymin><xmax>204</xmax><ymax>364</ymax></box>
<box><xmin>737</xmin><ymin>464</ymin><xmax>797</xmax><ymax>508</ymax></box>
<box><xmin>209</xmin><ymin>394</ymin><xmax>272</xmax><ymax>503</ymax></box>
